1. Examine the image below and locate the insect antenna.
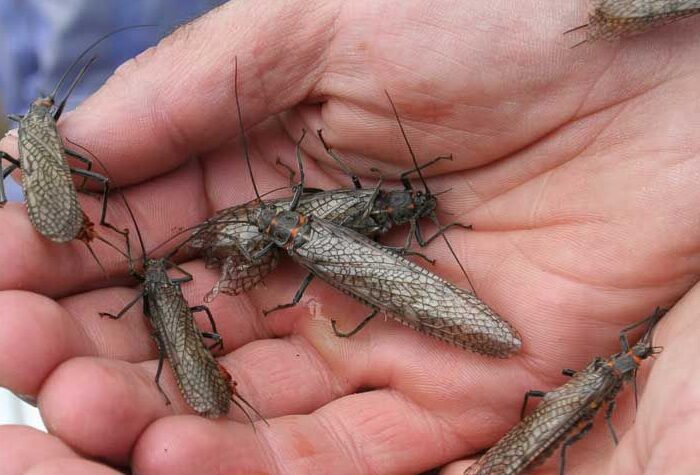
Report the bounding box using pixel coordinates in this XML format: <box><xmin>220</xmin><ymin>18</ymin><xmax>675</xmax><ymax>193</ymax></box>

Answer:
<box><xmin>384</xmin><ymin>90</ymin><xmax>477</xmax><ymax>294</ymax></box>
<box><xmin>563</xmin><ymin>23</ymin><xmax>589</xmax><ymax>35</ymax></box>
<box><xmin>232</xmin><ymin>390</ymin><xmax>269</xmax><ymax>428</ymax></box>
<box><xmin>562</xmin><ymin>23</ymin><xmax>589</xmax><ymax>49</ymax></box>
<box><xmin>48</xmin><ymin>24</ymin><xmax>157</xmax><ymax>116</ymax></box>
<box><xmin>234</xmin><ymin>56</ymin><xmax>261</xmax><ymax>202</ymax></box>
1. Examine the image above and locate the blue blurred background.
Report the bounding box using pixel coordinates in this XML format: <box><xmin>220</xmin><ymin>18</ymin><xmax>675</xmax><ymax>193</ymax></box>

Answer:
<box><xmin>0</xmin><ymin>0</ymin><xmax>226</xmax><ymax>428</ymax></box>
<box><xmin>0</xmin><ymin>0</ymin><xmax>226</xmax><ymax>201</ymax></box>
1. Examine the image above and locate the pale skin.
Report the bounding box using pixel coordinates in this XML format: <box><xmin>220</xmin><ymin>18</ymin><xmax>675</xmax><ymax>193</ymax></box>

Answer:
<box><xmin>0</xmin><ymin>1</ymin><xmax>699</xmax><ymax>474</ymax></box>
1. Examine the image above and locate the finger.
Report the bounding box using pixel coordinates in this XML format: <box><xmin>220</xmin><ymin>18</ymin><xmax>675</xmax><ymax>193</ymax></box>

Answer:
<box><xmin>24</xmin><ymin>458</ymin><xmax>122</xmax><ymax>475</ymax></box>
<box><xmin>0</xmin><ymin>160</ymin><xmax>209</xmax><ymax>297</ymax></box>
<box><xmin>609</xmin><ymin>282</ymin><xmax>700</xmax><ymax>475</ymax></box>
<box><xmin>440</xmin><ymin>460</ymin><xmax>474</xmax><ymax>475</ymax></box>
<box><xmin>39</xmin><ymin>357</ymin><xmax>171</xmax><ymax>464</ymax></box>
<box><xmin>42</xmin><ymin>0</ymin><xmax>337</xmax><ymax>187</ymax></box>
<box><xmin>0</xmin><ymin>291</ymin><xmax>93</xmax><ymax>396</ymax></box>
<box><xmin>0</xmin><ymin>425</ymin><xmax>78</xmax><ymax>475</ymax></box>
<box><xmin>131</xmin><ymin>389</ymin><xmax>474</xmax><ymax>475</ymax></box>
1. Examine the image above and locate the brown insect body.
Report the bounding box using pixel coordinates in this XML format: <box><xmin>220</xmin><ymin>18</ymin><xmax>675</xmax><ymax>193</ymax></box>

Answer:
<box><xmin>141</xmin><ymin>259</ymin><xmax>233</xmax><ymax>418</ymax></box>
<box><xmin>570</xmin><ymin>0</ymin><xmax>700</xmax><ymax>43</ymax></box>
<box><xmin>17</xmin><ymin>99</ymin><xmax>84</xmax><ymax>242</ymax></box>
<box><xmin>255</xmin><ymin>206</ymin><xmax>521</xmax><ymax>357</ymax></box>
<box><xmin>191</xmin><ymin>188</ymin><xmax>391</xmax><ymax>301</ymax></box>
<box><xmin>464</xmin><ymin>310</ymin><xmax>664</xmax><ymax>474</ymax></box>
<box><xmin>101</xmin><ymin>190</ymin><xmax>263</xmax><ymax>421</ymax></box>
<box><xmin>1</xmin><ymin>25</ymin><xmax>154</xmax><ymax>244</ymax></box>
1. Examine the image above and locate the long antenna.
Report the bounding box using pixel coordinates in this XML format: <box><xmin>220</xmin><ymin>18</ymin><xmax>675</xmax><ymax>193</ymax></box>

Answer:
<box><xmin>384</xmin><ymin>90</ymin><xmax>477</xmax><ymax>294</ymax></box>
<box><xmin>49</xmin><ymin>24</ymin><xmax>157</xmax><ymax>106</ymax></box>
<box><xmin>234</xmin><ymin>56</ymin><xmax>261</xmax><ymax>201</ymax></box>
<box><xmin>384</xmin><ymin>90</ymin><xmax>431</xmax><ymax>194</ymax></box>
<box><xmin>53</xmin><ymin>56</ymin><xmax>98</xmax><ymax>119</ymax></box>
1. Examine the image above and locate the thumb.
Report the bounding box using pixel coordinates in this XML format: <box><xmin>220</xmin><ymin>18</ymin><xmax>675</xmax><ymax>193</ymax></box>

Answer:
<box><xmin>57</xmin><ymin>0</ymin><xmax>336</xmax><ymax>186</ymax></box>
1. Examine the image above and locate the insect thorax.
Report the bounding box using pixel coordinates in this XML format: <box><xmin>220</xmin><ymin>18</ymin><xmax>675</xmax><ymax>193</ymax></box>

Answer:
<box><xmin>259</xmin><ymin>209</ymin><xmax>308</xmax><ymax>248</ymax></box>
<box><xmin>144</xmin><ymin>259</ymin><xmax>171</xmax><ymax>284</ymax></box>
<box><xmin>376</xmin><ymin>190</ymin><xmax>437</xmax><ymax>225</ymax></box>
<box><xmin>28</xmin><ymin>99</ymin><xmax>55</xmax><ymax>117</ymax></box>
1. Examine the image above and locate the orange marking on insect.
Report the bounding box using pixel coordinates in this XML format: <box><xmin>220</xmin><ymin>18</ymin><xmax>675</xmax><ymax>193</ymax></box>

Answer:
<box><xmin>288</xmin><ymin>214</ymin><xmax>307</xmax><ymax>240</ymax></box>
<box><xmin>77</xmin><ymin>211</ymin><xmax>96</xmax><ymax>242</ymax></box>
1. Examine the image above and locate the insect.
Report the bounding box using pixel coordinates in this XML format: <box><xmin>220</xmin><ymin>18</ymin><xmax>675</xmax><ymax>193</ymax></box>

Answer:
<box><xmin>0</xmin><ymin>25</ymin><xmax>151</xmax><ymax>245</ymax></box>
<box><xmin>463</xmin><ymin>307</ymin><xmax>666</xmax><ymax>474</ymax></box>
<box><xmin>566</xmin><ymin>0</ymin><xmax>700</xmax><ymax>46</ymax></box>
<box><xmin>99</xmin><ymin>190</ymin><xmax>264</xmax><ymax>421</ymax></box>
<box><xmin>190</xmin><ymin>90</ymin><xmax>471</xmax><ymax>301</ymax></box>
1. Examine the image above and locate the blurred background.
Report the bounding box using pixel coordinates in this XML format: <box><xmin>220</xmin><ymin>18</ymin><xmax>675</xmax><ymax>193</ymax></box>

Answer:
<box><xmin>0</xmin><ymin>0</ymin><xmax>225</xmax><ymax>431</ymax></box>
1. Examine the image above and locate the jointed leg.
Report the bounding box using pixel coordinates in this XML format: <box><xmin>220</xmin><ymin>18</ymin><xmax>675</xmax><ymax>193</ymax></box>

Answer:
<box><xmin>263</xmin><ymin>273</ymin><xmax>314</xmax><ymax>316</ymax></box>
<box><xmin>414</xmin><ymin>220</ymin><xmax>472</xmax><ymax>247</ymax></box>
<box><xmin>332</xmin><ymin>308</ymin><xmax>379</xmax><ymax>338</ymax></box>
<box><xmin>170</xmin><ymin>263</ymin><xmax>194</xmax><ymax>284</ymax></box>
<box><xmin>520</xmin><ymin>390</ymin><xmax>546</xmax><ymax>419</ymax></box>
<box><xmin>317</xmin><ymin>129</ymin><xmax>363</xmax><ymax>190</ymax></box>
<box><xmin>191</xmin><ymin>305</ymin><xmax>218</xmax><ymax>334</ymax></box>
<box><xmin>604</xmin><ymin>400</ymin><xmax>619</xmax><ymax>445</ymax></box>
<box><xmin>150</xmin><ymin>332</ymin><xmax>172</xmax><ymax>405</ymax></box>
<box><xmin>69</xmin><ymin>166</ymin><xmax>126</xmax><ymax>238</ymax></box>
<box><xmin>0</xmin><ymin>152</ymin><xmax>21</xmax><ymax>206</ymax></box>
<box><xmin>98</xmin><ymin>291</ymin><xmax>145</xmax><ymax>319</ymax></box>
<box><xmin>201</xmin><ymin>331</ymin><xmax>224</xmax><ymax>352</ymax></box>
<box><xmin>288</xmin><ymin>130</ymin><xmax>308</xmax><ymax>209</ymax></box>
<box><xmin>64</xmin><ymin>148</ymin><xmax>93</xmax><ymax>190</ymax></box>
<box><xmin>558</xmin><ymin>421</ymin><xmax>593</xmax><ymax>475</ymax></box>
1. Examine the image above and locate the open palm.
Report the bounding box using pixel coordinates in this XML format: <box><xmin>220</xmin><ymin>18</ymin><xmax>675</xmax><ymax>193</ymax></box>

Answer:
<box><xmin>1</xmin><ymin>1</ymin><xmax>699</xmax><ymax>474</ymax></box>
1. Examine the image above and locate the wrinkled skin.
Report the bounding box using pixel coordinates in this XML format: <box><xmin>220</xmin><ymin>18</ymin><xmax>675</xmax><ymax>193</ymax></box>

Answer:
<box><xmin>0</xmin><ymin>1</ymin><xmax>699</xmax><ymax>474</ymax></box>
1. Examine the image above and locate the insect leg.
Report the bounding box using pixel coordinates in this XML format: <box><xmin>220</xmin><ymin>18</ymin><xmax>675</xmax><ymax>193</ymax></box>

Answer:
<box><xmin>0</xmin><ymin>152</ymin><xmax>21</xmax><ymax>206</ymax></box>
<box><xmin>399</xmin><ymin>154</ymin><xmax>453</xmax><ymax>190</ymax></box>
<box><xmin>381</xmin><ymin>244</ymin><xmax>435</xmax><ymax>264</ymax></box>
<box><xmin>64</xmin><ymin>148</ymin><xmax>94</xmax><ymax>190</ymax></box>
<box><xmin>604</xmin><ymin>400</ymin><xmax>619</xmax><ymax>445</ymax></box>
<box><xmin>520</xmin><ymin>390</ymin><xmax>547</xmax><ymax>419</ymax></box>
<box><xmin>99</xmin><ymin>290</ymin><xmax>146</xmax><ymax>319</ymax></box>
<box><xmin>262</xmin><ymin>273</ymin><xmax>314</xmax><ymax>316</ymax></box>
<box><xmin>331</xmin><ymin>308</ymin><xmax>379</xmax><ymax>338</ymax></box>
<box><xmin>558</xmin><ymin>421</ymin><xmax>593</xmax><ymax>475</ymax></box>
<box><xmin>289</xmin><ymin>129</ymin><xmax>308</xmax><ymax>210</ymax></box>
<box><xmin>7</xmin><ymin>114</ymin><xmax>22</xmax><ymax>123</ymax></box>
<box><xmin>169</xmin><ymin>264</ymin><xmax>194</xmax><ymax>284</ymax></box>
<box><xmin>150</xmin><ymin>332</ymin><xmax>172</xmax><ymax>406</ymax></box>
<box><xmin>248</xmin><ymin>242</ymin><xmax>276</xmax><ymax>261</ymax></box>
<box><xmin>562</xmin><ymin>369</ymin><xmax>577</xmax><ymax>377</ymax></box>
<box><xmin>356</xmin><ymin>181</ymin><xmax>383</xmax><ymax>222</ymax></box>
<box><xmin>317</xmin><ymin>129</ymin><xmax>363</xmax><ymax>190</ymax></box>
<box><xmin>191</xmin><ymin>305</ymin><xmax>218</xmax><ymax>335</ymax></box>
<box><xmin>618</xmin><ymin>307</ymin><xmax>667</xmax><ymax>351</ymax></box>
<box><xmin>200</xmin><ymin>331</ymin><xmax>224</xmax><ymax>352</ymax></box>
<box><xmin>68</xmin><ymin>166</ymin><xmax>127</xmax><ymax>238</ymax></box>
<box><xmin>414</xmin><ymin>220</ymin><xmax>472</xmax><ymax>247</ymax></box>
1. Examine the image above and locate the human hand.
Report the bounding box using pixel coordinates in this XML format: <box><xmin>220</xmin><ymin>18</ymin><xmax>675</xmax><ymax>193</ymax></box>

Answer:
<box><xmin>1</xmin><ymin>0</ymin><xmax>698</xmax><ymax>473</ymax></box>
<box><xmin>445</xmin><ymin>284</ymin><xmax>700</xmax><ymax>475</ymax></box>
